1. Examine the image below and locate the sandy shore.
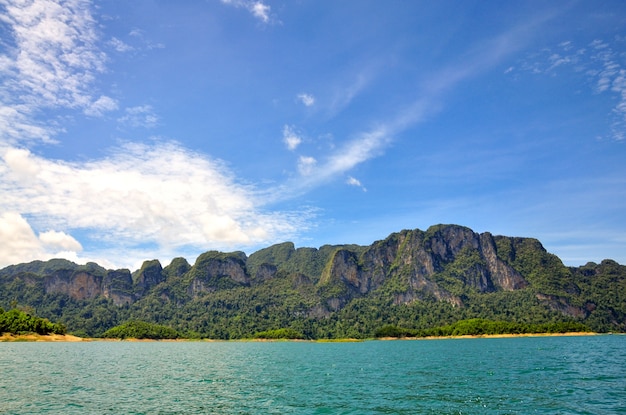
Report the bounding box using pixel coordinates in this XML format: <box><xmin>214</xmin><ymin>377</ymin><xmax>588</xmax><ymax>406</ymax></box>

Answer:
<box><xmin>0</xmin><ymin>333</ymin><xmax>88</xmax><ymax>342</ymax></box>
<box><xmin>410</xmin><ymin>331</ymin><xmax>600</xmax><ymax>340</ymax></box>
<box><xmin>0</xmin><ymin>331</ymin><xmax>603</xmax><ymax>342</ymax></box>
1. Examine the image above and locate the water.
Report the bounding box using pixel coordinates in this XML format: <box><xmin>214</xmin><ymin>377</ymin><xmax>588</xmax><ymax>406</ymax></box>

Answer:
<box><xmin>0</xmin><ymin>335</ymin><xmax>624</xmax><ymax>414</ymax></box>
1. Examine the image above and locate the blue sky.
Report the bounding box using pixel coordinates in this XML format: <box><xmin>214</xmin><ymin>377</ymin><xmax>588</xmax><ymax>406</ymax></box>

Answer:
<box><xmin>0</xmin><ymin>0</ymin><xmax>625</xmax><ymax>270</ymax></box>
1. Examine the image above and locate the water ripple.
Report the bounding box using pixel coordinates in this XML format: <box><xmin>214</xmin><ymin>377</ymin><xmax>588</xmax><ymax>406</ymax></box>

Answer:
<box><xmin>0</xmin><ymin>336</ymin><xmax>624</xmax><ymax>414</ymax></box>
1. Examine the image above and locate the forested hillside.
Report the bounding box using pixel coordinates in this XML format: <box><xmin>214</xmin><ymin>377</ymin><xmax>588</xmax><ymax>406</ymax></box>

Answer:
<box><xmin>1</xmin><ymin>225</ymin><xmax>624</xmax><ymax>338</ymax></box>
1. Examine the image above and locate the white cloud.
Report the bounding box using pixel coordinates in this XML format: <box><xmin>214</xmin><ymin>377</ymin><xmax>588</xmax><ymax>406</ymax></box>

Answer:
<box><xmin>295</xmin><ymin>125</ymin><xmax>391</xmax><ymax>188</ymax></box>
<box><xmin>0</xmin><ymin>212</ymin><xmax>44</xmax><ymax>266</ymax></box>
<box><xmin>329</xmin><ymin>71</ymin><xmax>374</xmax><ymax>117</ymax></box>
<box><xmin>0</xmin><ymin>212</ymin><xmax>84</xmax><ymax>268</ymax></box>
<box><xmin>84</xmin><ymin>95</ymin><xmax>118</xmax><ymax>117</ymax></box>
<box><xmin>282</xmin><ymin>125</ymin><xmax>302</xmax><ymax>150</ymax></box>
<box><xmin>250</xmin><ymin>1</ymin><xmax>270</xmax><ymax>23</ymax></box>
<box><xmin>297</xmin><ymin>93</ymin><xmax>315</xmax><ymax>107</ymax></box>
<box><xmin>220</xmin><ymin>0</ymin><xmax>273</xmax><ymax>24</ymax></box>
<box><xmin>346</xmin><ymin>176</ymin><xmax>366</xmax><ymax>192</ymax></box>
<box><xmin>0</xmin><ymin>0</ymin><xmax>107</xmax><ymax>143</ymax></box>
<box><xmin>297</xmin><ymin>156</ymin><xmax>317</xmax><ymax>176</ymax></box>
<box><xmin>118</xmin><ymin>105</ymin><xmax>159</xmax><ymax>128</ymax></box>
<box><xmin>0</xmin><ymin>142</ymin><xmax>309</xmax><ymax>268</ymax></box>
<box><xmin>38</xmin><ymin>230</ymin><xmax>83</xmax><ymax>252</ymax></box>
<box><xmin>109</xmin><ymin>37</ymin><xmax>134</xmax><ymax>53</ymax></box>
<box><xmin>0</xmin><ymin>0</ymin><xmax>105</xmax><ymax>108</ymax></box>
<box><xmin>514</xmin><ymin>38</ymin><xmax>626</xmax><ymax>141</ymax></box>
<box><xmin>0</xmin><ymin>105</ymin><xmax>55</xmax><ymax>144</ymax></box>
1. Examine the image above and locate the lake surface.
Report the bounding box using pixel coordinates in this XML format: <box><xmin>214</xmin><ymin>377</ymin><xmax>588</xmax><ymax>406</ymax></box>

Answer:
<box><xmin>0</xmin><ymin>335</ymin><xmax>624</xmax><ymax>414</ymax></box>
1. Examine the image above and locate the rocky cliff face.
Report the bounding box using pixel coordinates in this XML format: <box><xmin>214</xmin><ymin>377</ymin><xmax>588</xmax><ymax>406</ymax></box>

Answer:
<box><xmin>103</xmin><ymin>270</ymin><xmax>134</xmax><ymax>306</ymax></box>
<box><xmin>45</xmin><ymin>270</ymin><xmax>103</xmax><ymax>301</ymax></box>
<box><xmin>0</xmin><ymin>224</ymin><xmax>604</xmax><ymax>320</ymax></box>
<box><xmin>186</xmin><ymin>251</ymin><xmax>249</xmax><ymax>297</ymax></box>
<box><xmin>133</xmin><ymin>260</ymin><xmax>165</xmax><ymax>295</ymax></box>
<box><xmin>317</xmin><ymin>225</ymin><xmax>529</xmax><ymax>308</ymax></box>
<box><xmin>42</xmin><ymin>268</ymin><xmax>135</xmax><ymax>306</ymax></box>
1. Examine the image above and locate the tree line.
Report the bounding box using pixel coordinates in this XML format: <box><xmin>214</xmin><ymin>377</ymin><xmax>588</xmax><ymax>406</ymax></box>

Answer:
<box><xmin>0</xmin><ymin>307</ymin><xmax>66</xmax><ymax>335</ymax></box>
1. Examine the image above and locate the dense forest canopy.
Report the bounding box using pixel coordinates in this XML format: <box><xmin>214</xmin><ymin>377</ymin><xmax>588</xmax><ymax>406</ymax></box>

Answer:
<box><xmin>0</xmin><ymin>225</ymin><xmax>624</xmax><ymax>339</ymax></box>
<box><xmin>0</xmin><ymin>307</ymin><xmax>66</xmax><ymax>336</ymax></box>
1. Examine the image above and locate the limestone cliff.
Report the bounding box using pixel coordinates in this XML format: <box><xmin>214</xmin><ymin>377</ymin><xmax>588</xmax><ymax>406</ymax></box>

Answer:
<box><xmin>186</xmin><ymin>251</ymin><xmax>249</xmax><ymax>297</ymax></box>
<box><xmin>317</xmin><ymin>225</ymin><xmax>529</xmax><ymax>308</ymax></box>
<box><xmin>44</xmin><ymin>270</ymin><xmax>103</xmax><ymax>301</ymax></box>
<box><xmin>133</xmin><ymin>260</ymin><xmax>165</xmax><ymax>295</ymax></box>
<box><xmin>1</xmin><ymin>224</ymin><xmax>617</xmax><ymax>326</ymax></box>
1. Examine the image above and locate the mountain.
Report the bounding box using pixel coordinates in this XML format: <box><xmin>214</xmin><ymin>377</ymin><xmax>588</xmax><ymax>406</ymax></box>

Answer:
<box><xmin>1</xmin><ymin>224</ymin><xmax>624</xmax><ymax>338</ymax></box>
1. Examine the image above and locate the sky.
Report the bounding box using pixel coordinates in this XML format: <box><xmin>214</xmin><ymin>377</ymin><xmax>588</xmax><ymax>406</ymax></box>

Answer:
<box><xmin>0</xmin><ymin>0</ymin><xmax>625</xmax><ymax>271</ymax></box>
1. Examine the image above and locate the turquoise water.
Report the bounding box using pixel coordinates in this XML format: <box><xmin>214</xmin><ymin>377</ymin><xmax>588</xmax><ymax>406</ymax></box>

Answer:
<box><xmin>0</xmin><ymin>335</ymin><xmax>624</xmax><ymax>414</ymax></box>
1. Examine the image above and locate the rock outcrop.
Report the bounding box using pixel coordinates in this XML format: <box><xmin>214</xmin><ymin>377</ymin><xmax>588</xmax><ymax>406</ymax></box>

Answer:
<box><xmin>133</xmin><ymin>260</ymin><xmax>165</xmax><ymax>295</ymax></box>
<box><xmin>186</xmin><ymin>251</ymin><xmax>249</xmax><ymax>297</ymax></box>
<box><xmin>1</xmin><ymin>224</ymin><xmax>610</xmax><ymax>321</ymax></box>
<box><xmin>316</xmin><ymin>225</ymin><xmax>529</xmax><ymax>308</ymax></box>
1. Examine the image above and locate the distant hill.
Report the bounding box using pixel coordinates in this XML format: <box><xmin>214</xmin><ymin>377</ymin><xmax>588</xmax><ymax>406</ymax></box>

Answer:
<box><xmin>1</xmin><ymin>224</ymin><xmax>624</xmax><ymax>338</ymax></box>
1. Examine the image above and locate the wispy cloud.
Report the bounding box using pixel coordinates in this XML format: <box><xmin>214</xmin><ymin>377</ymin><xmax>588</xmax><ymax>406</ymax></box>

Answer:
<box><xmin>0</xmin><ymin>0</ymin><xmax>109</xmax><ymax>144</ymax></box>
<box><xmin>328</xmin><ymin>70</ymin><xmax>374</xmax><ymax>117</ymax></box>
<box><xmin>118</xmin><ymin>105</ymin><xmax>159</xmax><ymax>128</ymax></box>
<box><xmin>347</xmin><ymin>176</ymin><xmax>366</xmax><ymax>192</ymax></box>
<box><xmin>220</xmin><ymin>0</ymin><xmax>273</xmax><ymax>24</ymax></box>
<box><xmin>0</xmin><ymin>0</ymin><xmax>106</xmax><ymax>111</ymax></box>
<box><xmin>0</xmin><ymin>142</ymin><xmax>309</xmax><ymax>268</ymax></box>
<box><xmin>297</xmin><ymin>155</ymin><xmax>316</xmax><ymax>176</ymax></box>
<box><xmin>126</xmin><ymin>28</ymin><xmax>165</xmax><ymax>50</ymax></box>
<box><xmin>282</xmin><ymin>124</ymin><xmax>302</xmax><ymax>151</ymax></box>
<box><xmin>108</xmin><ymin>37</ymin><xmax>134</xmax><ymax>53</ymax></box>
<box><xmin>297</xmin><ymin>93</ymin><xmax>315</xmax><ymax>107</ymax></box>
<box><xmin>0</xmin><ymin>105</ymin><xmax>55</xmax><ymax>144</ymax></box>
<box><xmin>286</xmin><ymin>124</ymin><xmax>392</xmax><ymax>193</ymax></box>
<box><xmin>285</xmin><ymin>12</ymin><xmax>555</xmax><ymax>193</ymax></box>
<box><xmin>513</xmin><ymin>38</ymin><xmax>626</xmax><ymax>141</ymax></box>
<box><xmin>85</xmin><ymin>95</ymin><xmax>119</xmax><ymax>117</ymax></box>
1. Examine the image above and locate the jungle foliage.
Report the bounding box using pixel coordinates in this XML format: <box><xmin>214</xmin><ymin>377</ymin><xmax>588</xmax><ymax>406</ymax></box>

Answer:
<box><xmin>0</xmin><ymin>307</ymin><xmax>66</xmax><ymax>335</ymax></box>
<box><xmin>101</xmin><ymin>320</ymin><xmax>180</xmax><ymax>340</ymax></box>
<box><xmin>0</xmin><ymin>225</ymin><xmax>624</xmax><ymax>339</ymax></box>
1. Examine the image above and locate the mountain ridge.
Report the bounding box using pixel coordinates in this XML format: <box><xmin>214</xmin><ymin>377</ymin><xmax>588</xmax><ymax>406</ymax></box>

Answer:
<box><xmin>1</xmin><ymin>224</ymin><xmax>624</xmax><ymax>338</ymax></box>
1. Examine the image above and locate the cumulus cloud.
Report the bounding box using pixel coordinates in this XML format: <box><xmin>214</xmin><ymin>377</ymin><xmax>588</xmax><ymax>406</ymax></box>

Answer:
<box><xmin>38</xmin><ymin>230</ymin><xmax>83</xmax><ymax>252</ymax></box>
<box><xmin>220</xmin><ymin>0</ymin><xmax>273</xmax><ymax>24</ymax></box>
<box><xmin>282</xmin><ymin>125</ymin><xmax>302</xmax><ymax>150</ymax></box>
<box><xmin>297</xmin><ymin>93</ymin><xmax>315</xmax><ymax>107</ymax></box>
<box><xmin>0</xmin><ymin>212</ymin><xmax>83</xmax><ymax>267</ymax></box>
<box><xmin>0</xmin><ymin>141</ymin><xmax>308</xmax><ymax>268</ymax></box>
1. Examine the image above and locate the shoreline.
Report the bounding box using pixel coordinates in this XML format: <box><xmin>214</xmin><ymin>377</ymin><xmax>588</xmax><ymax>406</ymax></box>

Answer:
<box><xmin>0</xmin><ymin>331</ymin><xmax>606</xmax><ymax>342</ymax></box>
<box><xmin>0</xmin><ymin>333</ymin><xmax>89</xmax><ymax>342</ymax></box>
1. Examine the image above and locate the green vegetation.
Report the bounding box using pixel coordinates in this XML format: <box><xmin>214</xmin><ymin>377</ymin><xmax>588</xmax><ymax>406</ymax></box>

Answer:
<box><xmin>101</xmin><ymin>320</ymin><xmax>180</xmax><ymax>340</ymax></box>
<box><xmin>0</xmin><ymin>225</ymin><xmax>624</xmax><ymax>339</ymax></box>
<box><xmin>0</xmin><ymin>307</ymin><xmax>66</xmax><ymax>335</ymax></box>
<box><xmin>253</xmin><ymin>328</ymin><xmax>306</xmax><ymax>340</ymax></box>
